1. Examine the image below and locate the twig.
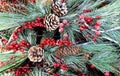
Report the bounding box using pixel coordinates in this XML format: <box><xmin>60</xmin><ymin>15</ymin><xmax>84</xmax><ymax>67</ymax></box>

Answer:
<box><xmin>5</xmin><ymin>26</ymin><xmax>21</xmax><ymax>46</ymax></box>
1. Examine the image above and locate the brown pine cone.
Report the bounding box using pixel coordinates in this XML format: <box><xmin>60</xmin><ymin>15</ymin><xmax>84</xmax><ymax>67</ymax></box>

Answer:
<box><xmin>55</xmin><ymin>46</ymin><xmax>81</xmax><ymax>57</ymax></box>
<box><xmin>0</xmin><ymin>46</ymin><xmax>8</xmax><ymax>53</ymax></box>
<box><xmin>51</xmin><ymin>1</ymin><xmax>68</xmax><ymax>17</ymax></box>
<box><xmin>44</xmin><ymin>14</ymin><xmax>60</xmax><ymax>31</ymax></box>
<box><xmin>83</xmin><ymin>52</ymin><xmax>93</xmax><ymax>60</ymax></box>
<box><xmin>28</xmin><ymin>45</ymin><xmax>44</xmax><ymax>62</ymax></box>
<box><xmin>0</xmin><ymin>40</ymin><xmax>9</xmax><ymax>53</ymax></box>
<box><xmin>43</xmin><ymin>64</ymin><xmax>56</xmax><ymax>74</ymax></box>
<box><xmin>0</xmin><ymin>2</ymin><xmax>28</xmax><ymax>13</ymax></box>
<box><xmin>1</xmin><ymin>0</ymin><xmax>29</xmax><ymax>4</ymax></box>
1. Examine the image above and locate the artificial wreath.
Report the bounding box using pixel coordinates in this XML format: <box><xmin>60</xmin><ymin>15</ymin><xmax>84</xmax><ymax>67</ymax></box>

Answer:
<box><xmin>0</xmin><ymin>0</ymin><xmax>120</xmax><ymax>76</ymax></box>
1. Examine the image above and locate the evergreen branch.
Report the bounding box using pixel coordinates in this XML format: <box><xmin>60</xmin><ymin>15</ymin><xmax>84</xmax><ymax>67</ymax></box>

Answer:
<box><xmin>63</xmin><ymin>54</ymin><xmax>88</xmax><ymax>73</ymax></box>
<box><xmin>0</xmin><ymin>52</ymin><xmax>27</xmax><ymax>73</ymax></box>
<box><xmin>101</xmin><ymin>30</ymin><xmax>120</xmax><ymax>46</ymax></box>
<box><xmin>80</xmin><ymin>42</ymin><xmax>117</xmax><ymax>53</ymax></box>
<box><xmin>90</xmin><ymin>51</ymin><xmax>119</xmax><ymax>74</ymax></box>
<box><xmin>18</xmin><ymin>29</ymin><xmax>37</xmax><ymax>48</ymax></box>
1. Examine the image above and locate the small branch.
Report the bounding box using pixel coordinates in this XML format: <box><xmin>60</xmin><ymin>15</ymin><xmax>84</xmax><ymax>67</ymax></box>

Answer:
<box><xmin>5</xmin><ymin>26</ymin><xmax>21</xmax><ymax>46</ymax></box>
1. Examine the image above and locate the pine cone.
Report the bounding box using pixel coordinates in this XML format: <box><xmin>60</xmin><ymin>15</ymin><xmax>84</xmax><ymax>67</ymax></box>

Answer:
<box><xmin>1</xmin><ymin>0</ymin><xmax>29</xmax><ymax>4</ymax></box>
<box><xmin>55</xmin><ymin>46</ymin><xmax>81</xmax><ymax>57</ymax></box>
<box><xmin>51</xmin><ymin>1</ymin><xmax>68</xmax><ymax>17</ymax></box>
<box><xmin>28</xmin><ymin>46</ymin><xmax>44</xmax><ymax>62</ymax></box>
<box><xmin>44</xmin><ymin>14</ymin><xmax>60</xmax><ymax>31</ymax></box>
<box><xmin>0</xmin><ymin>46</ymin><xmax>9</xmax><ymax>53</ymax></box>
<box><xmin>83</xmin><ymin>52</ymin><xmax>93</xmax><ymax>60</ymax></box>
<box><xmin>0</xmin><ymin>40</ymin><xmax>9</xmax><ymax>53</ymax></box>
<box><xmin>0</xmin><ymin>2</ymin><xmax>28</xmax><ymax>13</ymax></box>
<box><xmin>43</xmin><ymin>64</ymin><xmax>56</xmax><ymax>74</ymax></box>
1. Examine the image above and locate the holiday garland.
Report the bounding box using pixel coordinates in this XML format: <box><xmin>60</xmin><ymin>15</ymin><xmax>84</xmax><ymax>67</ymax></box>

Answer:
<box><xmin>0</xmin><ymin>0</ymin><xmax>120</xmax><ymax>76</ymax></box>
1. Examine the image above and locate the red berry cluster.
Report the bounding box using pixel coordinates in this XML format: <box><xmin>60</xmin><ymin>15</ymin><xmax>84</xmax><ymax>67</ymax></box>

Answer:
<box><xmin>54</xmin><ymin>56</ymin><xmax>68</xmax><ymax>70</ymax></box>
<box><xmin>7</xmin><ymin>40</ymin><xmax>30</xmax><ymax>53</ymax></box>
<box><xmin>14</xmin><ymin>64</ymin><xmax>32</xmax><ymax>76</ymax></box>
<box><xmin>40</xmin><ymin>38</ymin><xmax>56</xmax><ymax>48</ymax></box>
<box><xmin>53</xmin><ymin>63</ymin><xmax>68</xmax><ymax>73</ymax></box>
<box><xmin>59</xmin><ymin>20</ymin><xmax>70</xmax><ymax>33</ymax></box>
<box><xmin>40</xmin><ymin>38</ymin><xmax>72</xmax><ymax>48</ymax></box>
<box><xmin>56</xmin><ymin>39</ymin><xmax>73</xmax><ymax>46</ymax></box>
<box><xmin>12</xmin><ymin>27</ymin><xmax>22</xmax><ymax>41</ymax></box>
<box><xmin>59</xmin><ymin>20</ymin><xmax>69</xmax><ymax>40</ymax></box>
<box><xmin>12</xmin><ymin>16</ymin><xmax>46</xmax><ymax>41</ymax></box>
<box><xmin>79</xmin><ymin>14</ymin><xmax>101</xmax><ymax>42</ymax></box>
<box><xmin>22</xmin><ymin>17</ymin><xmax>45</xmax><ymax>29</ymax></box>
<box><xmin>84</xmin><ymin>15</ymin><xmax>93</xmax><ymax>24</ymax></box>
<box><xmin>8</xmin><ymin>16</ymin><xmax>45</xmax><ymax>52</ymax></box>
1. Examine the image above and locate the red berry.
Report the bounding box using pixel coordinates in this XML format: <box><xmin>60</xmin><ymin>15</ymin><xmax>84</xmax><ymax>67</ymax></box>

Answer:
<box><xmin>83</xmin><ymin>9</ymin><xmax>91</xmax><ymax>13</ymax></box>
<box><xmin>59</xmin><ymin>23</ymin><xmax>64</xmax><ymax>28</ymax></box>
<box><xmin>52</xmin><ymin>73</ymin><xmax>60</xmax><ymax>76</ymax></box>
<box><xmin>79</xmin><ymin>14</ymin><xmax>84</xmax><ymax>19</ymax></box>
<box><xmin>104</xmin><ymin>72</ymin><xmax>110</xmax><ymax>76</ymax></box>
<box><xmin>63</xmin><ymin>33</ymin><xmax>69</xmax><ymax>39</ymax></box>
<box><xmin>15</xmin><ymin>44</ymin><xmax>19</xmax><ymax>48</ymax></box>
<box><xmin>63</xmin><ymin>20</ymin><xmax>68</xmax><ymax>24</ymax></box>
<box><xmin>90</xmin><ymin>64</ymin><xmax>95</xmax><ymax>69</ymax></box>
<box><xmin>59</xmin><ymin>28</ymin><xmax>64</xmax><ymax>33</ymax></box>
<box><xmin>53</xmin><ymin>63</ymin><xmax>60</xmax><ymax>67</ymax></box>
<box><xmin>95</xmin><ymin>25</ymin><xmax>100</xmax><ymax>30</ymax></box>
<box><xmin>80</xmin><ymin>25</ymin><xmax>87</xmax><ymax>31</ymax></box>
<box><xmin>36</xmin><ymin>16</ymin><xmax>41</xmax><ymax>20</ymax></box>
<box><xmin>96</xmin><ymin>16</ymin><xmax>101</xmax><ymax>19</ymax></box>
<box><xmin>95</xmin><ymin>31</ymin><xmax>100</xmax><ymax>36</ymax></box>
<box><xmin>95</xmin><ymin>21</ymin><xmax>101</xmax><ymax>26</ymax></box>
<box><xmin>79</xmin><ymin>74</ymin><xmax>86</xmax><ymax>76</ymax></box>
<box><xmin>61</xmin><ymin>64</ymin><xmax>68</xmax><ymax>70</ymax></box>
<box><xmin>92</xmin><ymin>37</ymin><xmax>97</xmax><ymax>42</ymax></box>
<box><xmin>61</xmin><ymin>0</ymin><xmax>66</xmax><ymax>3</ymax></box>
<box><xmin>28</xmin><ymin>25</ymin><xmax>33</xmax><ymax>29</ymax></box>
<box><xmin>17</xmin><ymin>28</ymin><xmax>22</xmax><ymax>32</ymax></box>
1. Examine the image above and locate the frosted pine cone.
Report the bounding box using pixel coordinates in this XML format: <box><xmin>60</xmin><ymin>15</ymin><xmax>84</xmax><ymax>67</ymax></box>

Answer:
<box><xmin>55</xmin><ymin>46</ymin><xmax>81</xmax><ymax>57</ymax></box>
<box><xmin>44</xmin><ymin>14</ymin><xmax>60</xmax><ymax>31</ymax></box>
<box><xmin>28</xmin><ymin>46</ymin><xmax>44</xmax><ymax>62</ymax></box>
<box><xmin>51</xmin><ymin>1</ymin><xmax>68</xmax><ymax>17</ymax></box>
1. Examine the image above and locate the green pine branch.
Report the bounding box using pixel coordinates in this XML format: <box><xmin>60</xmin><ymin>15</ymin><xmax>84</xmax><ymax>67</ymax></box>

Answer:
<box><xmin>0</xmin><ymin>52</ymin><xmax>27</xmax><ymax>73</ymax></box>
